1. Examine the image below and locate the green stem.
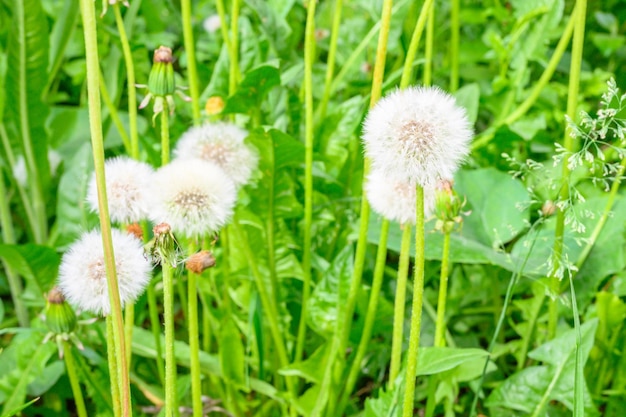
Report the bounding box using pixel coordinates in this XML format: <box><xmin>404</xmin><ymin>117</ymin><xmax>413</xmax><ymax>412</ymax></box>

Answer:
<box><xmin>147</xmin><ymin>280</ymin><xmax>165</xmax><ymax>385</ymax></box>
<box><xmin>318</xmin><ymin>0</ymin><xmax>344</xmax><ymax>122</ymax></box>
<box><xmin>400</xmin><ymin>0</ymin><xmax>435</xmax><ymax>89</ymax></box>
<box><xmin>433</xmin><ymin>232</ymin><xmax>451</xmax><ymax>347</ymax></box>
<box><xmin>113</xmin><ymin>3</ymin><xmax>139</xmax><ymax>159</ymax></box>
<box><xmin>548</xmin><ymin>0</ymin><xmax>587</xmax><ymax>340</ymax></box>
<box><xmin>106</xmin><ymin>316</ymin><xmax>122</xmax><ymax>417</ymax></box>
<box><xmin>228</xmin><ymin>0</ymin><xmax>241</xmax><ymax>95</ymax></box>
<box><xmin>294</xmin><ymin>0</ymin><xmax>318</xmax><ymax>365</ymax></box>
<box><xmin>99</xmin><ymin>73</ymin><xmax>132</xmax><ymax>155</ymax></box>
<box><xmin>423</xmin><ymin>1</ymin><xmax>434</xmax><ymax>86</ymax></box>
<box><xmin>163</xmin><ymin>262</ymin><xmax>179</xmax><ymax>417</ymax></box>
<box><xmin>215</xmin><ymin>0</ymin><xmax>233</xmax><ymax>54</ymax></box>
<box><xmin>266</xmin><ymin>137</ymin><xmax>279</xmax><ymax>310</ymax></box>
<box><xmin>336</xmin><ymin>219</ymin><xmax>390</xmax><ymax>416</ymax></box>
<box><xmin>64</xmin><ymin>342</ymin><xmax>88</xmax><ymax>417</ymax></box>
<box><xmin>402</xmin><ymin>185</ymin><xmax>425</xmax><ymax>417</ymax></box>
<box><xmin>181</xmin><ymin>0</ymin><xmax>201</xmax><ymax>124</ymax></box>
<box><xmin>389</xmin><ymin>225</ymin><xmax>412</xmax><ymax>387</ymax></box>
<box><xmin>188</xmin><ymin>268</ymin><xmax>203</xmax><ymax>417</ymax></box>
<box><xmin>161</xmin><ymin>102</ymin><xmax>170</xmax><ymax>165</ymax></box>
<box><xmin>124</xmin><ymin>304</ymin><xmax>134</xmax><ymax>368</ymax></box>
<box><xmin>79</xmin><ymin>0</ymin><xmax>131</xmax><ymax>414</ymax></box>
<box><xmin>449</xmin><ymin>0</ymin><xmax>459</xmax><ymax>92</ymax></box>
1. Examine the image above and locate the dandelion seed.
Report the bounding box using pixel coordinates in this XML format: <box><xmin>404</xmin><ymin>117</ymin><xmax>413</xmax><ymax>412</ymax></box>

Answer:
<box><xmin>58</xmin><ymin>229</ymin><xmax>152</xmax><ymax>316</ymax></box>
<box><xmin>365</xmin><ymin>168</ymin><xmax>435</xmax><ymax>225</ymax></box>
<box><xmin>87</xmin><ymin>157</ymin><xmax>154</xmax><ymax>224</ymax></box>
<box><xmin>362</xmin><ymin>86</ymin><xmax>473</xmax><ymax>187</ymax></box>
<box><xmin>148</xmin><ymin>159</ymin><xmax>237</xmax><ymax>237</ymax></box>
<box><xmin>174</xmin><ymin>122</ymin><xmax>258</xmax><ymax>188</ymax></box>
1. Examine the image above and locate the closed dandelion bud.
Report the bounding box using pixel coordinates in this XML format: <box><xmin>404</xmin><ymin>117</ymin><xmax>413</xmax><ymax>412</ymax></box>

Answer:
<box><xmin>205</xmin><ymin>96</ymin><xmax>225</xmax><ymax>116</ymax></box>
<box><xmin>45</xmin><ymin>287</ymin><xmax>77</xmax><ymax>335</ymax></box>
<box><xmin>150</xmin><ymin>223</ymin><xmax>180</xmax><ymax>267</ymax></box>
<box><xmin>186</xmin><ymin>250</ymin><xmax>216</xmax><ymax>274</ymax></box>
<box><xmin>149</xmin><ymin>46</ymin><xmax>175</xmax><ymax>97</ymax></box>
<box><xmin>362</xmin><ymin>86</ymin><xmax>473</xmax><ymax>188</ymax></box>
<box><xmin>434</xmin><ymin>180</ymin><xmax>465</xmax><ymax>233</ymax></box>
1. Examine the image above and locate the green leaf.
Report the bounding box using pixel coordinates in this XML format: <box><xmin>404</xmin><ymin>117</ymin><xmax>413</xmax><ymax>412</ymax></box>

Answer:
<box><xmin>0</xmin><ymin>244</ymin><xmax>60</xmax><ymax>303</ymax></box>
<box><xmin>279</xmin><ymin>343</ymin><xmax>328</xmax><ymax>384</ymax></box>
<box><xmin>453</xmin><ymin>83</ymin><xmax>480</xmax><ymax>125</ymax></box>
<box><xmin>414</xmin><ymin>347</ymin><xmax>489</xmax><ymax>376</ymax></box>
<box><xmin>223</xmin><ymin>65</ymin><xmax>281</xmax><ymax>114</ymax></box>
<box><xmin>0</xmin><ymin>397</ymin><xmax>39</xmax><ymax>417</ymax></box>
<box><xmin>219</xmin><ymin>318</ymin><xmax>248</xmax><ymax>391</ymax></box>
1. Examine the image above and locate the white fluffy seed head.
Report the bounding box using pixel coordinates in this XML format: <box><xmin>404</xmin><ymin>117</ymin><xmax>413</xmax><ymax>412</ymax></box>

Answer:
<box><xmin>87</xmin><ymin>157</ymin><xmax>154</xmax><ymax>224</ymax></box>
<box><xmin>174</xmin><ymin>122</ymin><xmax>258</xmax><ymax>187</ymax></box>
<box><xmin>58</xmin><ymin>229</ymin><xmax>152</xmax><ymax>316</ymax></box>
<box><xmin>365</xmin><ymin>168</ymin><xmax>435</xmax><ymax>225</ymax></box>
<box><xmin>148</xmin><ymin>159</ymin><xmax>237</xmax><ymax>237</ymax></box>
<box><xmin>362</xmin><ymin>86</ymin><xmax>473</xmax><ymax>188</ymax></box>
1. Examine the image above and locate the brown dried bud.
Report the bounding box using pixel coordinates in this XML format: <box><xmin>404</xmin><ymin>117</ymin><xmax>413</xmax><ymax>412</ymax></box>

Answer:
<box><xmin>186</xmin><ymin>250</ymin><xmax>216</xmax><ymax>274</ymax></box>
<box><xmin>126</xmin><ymin>223</ymin><xmax>144</xmax><ymax>240</ymax></box>
<box><xmin>47</xmin><ymin>287</ymin><xmax>66</xmax><ymax>304</ymax></box>
<box><xmin>153</xmin><ymin>46</ymin><xmax>173</xmax><ymax>63</ymax></box>
<box><xmin>153</xmin><ymin>222</ymin><xmax>172</xmax><ymax>236</ymax></box>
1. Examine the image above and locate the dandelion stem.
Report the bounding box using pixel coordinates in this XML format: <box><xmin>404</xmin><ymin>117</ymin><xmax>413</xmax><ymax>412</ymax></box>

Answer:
<box><xmin>99</xmin><ymin>73</ymin><xmax>132</xmax><ymax>155</ymax></box>
<box><xmin>228</xmin><ymin>0</ymin><xmax>241</xmax><ymax>95</ymax></box>
<box><xmin>318</xmin><ymin>0</ymin><xmax>344</xmax><ymax>123</ymax></box>
<box><xmin>548</xmin><ymin>0</ymin><xmax>587</xmax><ymax>340</ymax></box>
<box><xmin>389</xmin><ymin>224</ymin><xmax>412</xmax><ymax>387</ymax></box>
<box><xmin>400</xmin><ymin>0</ymin><xmax>435</xmax><ymax>89</ymax></box>
<box><xmin>434</xmin><ymin>231</ymin><xmax>451</xmax><ymax>347</ymax></box>
<box><xmin>112</xmin><ymin>3</ymin><xmax>139</xmax><ymax>159</ymax></box>
<box><xmin>147</xmin><ymin>280</ymin><xmax>165</xmax><ymax>385</ymax></box>
<box><xmin>402</xmin><ymin>185</ymin><xmax>425</xmax><ymax>417</ymax></box>
<box><xmin>423</xmin><ymin>1</ymin><xmax>435</xmax><ymax>87</ymax></box>
<box><xmin>64</xmin><ymin>342</ymin><xmax>88</xmax><ymax>417</ymax></box>
<box><xmin>161</xmin><ymin>102</ymin><xmax>170</xmax><ymax>165</ymax></box>
<box><xmin>336</xmin><ymin>219</ymin><xmax>390</xmax><ymax>416</ymax></box>
<box><xmin>124</xmin><ymin>304</ymin><xmax>134</xmax><ymax>368</ymax></box>
<box><xmin>294</xmin><ymin>0</ymin><xmax>318</xmax><ymax>366</ymax></box>
<box><xmin>449</xmin><ymin>0</ymin><xmax>460</xmax><ymax>92</ymax></box>
<box><xmin>79</xmin><ymin>0</ymin><xmax>131</xmax><ymax>414</ymax></box>
<box><xmin>181</xmin><ymin>0</ymin><xmax>201</xmax><ymax>125</ymax></box>
<box><xmin>188</xmin><ymin>267</ymin><xmax>203</xmax><ymax>417</ymax></box>
<box><xmin>163</xmin><ymin>262</ymin><xmax>179</xmax><ymax>417</ymax></box>
<box><xmin>106</xmin><ymin>316</ymin><xmax>122</xmax><ymax>417</ymax></box>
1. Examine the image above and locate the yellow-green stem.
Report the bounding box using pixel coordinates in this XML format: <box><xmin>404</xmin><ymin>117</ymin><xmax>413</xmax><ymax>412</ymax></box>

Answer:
<box><xmin>99</xmin><ymin>73</ymin><xmax>132</xmax><ymax>155</ymax></box>
<box><xmin>188</xmin><ymin>269</ymin><xmax>203</xmax><ymax>417</ymax></box>
<box><xmin>402</xmin><ymin>185</ymin><xmax>426</xmax><ymax>417</ymax></box>
<box><xmin>113</xmin><ymin>3</ymin><xmax>139</xmax><ymax>159</ymax></box>
<box><xmin>389</xmin><ymin>225</ymin><xmax>412</xmax><ymax>387</ymax></box>
<box><xmin>161</xmin><ymin>103</ymin><xmax>170</xmax><ymax>166</ymax></box>
<box><xmin>548</xmin><ymin>0</ymin><xmax>587</xmax><ymax>340</ymax></box>
<box><xmin>147</xmin><ymin>281</ymin><xmax>165</xmax><ymax>384</ymax></box>
<box><xmin>449</xmin><ymin>0</ymin><xmax>460</xmax><ymax>92</ymax></box>
<box><xmin>400</xmin><ymin>0</ymin><xmax>435</xmax><ymax>89</ymax></box>
<box><xmin>294</xmin><ymin>0</ymin><xmax>318</xmax><ymax>365</ymax></box>
<box><xmin>124</xmin><ymin>304</ymin><xmax>134</xmax><ymax>368</ymax></box>
<box><xmin>163</xmin><ymin>262</ymin><xmax>179</xmax><ymax>417</ymax></box>
<box><xmin>228</xmin><ymin>0</ymin><xmax>241</xmax><ymax>95</ymax></box>
<box><xmin>181</xmin><ymin>0</ymin><xmax>201</xmax><ymax>124</ymax></box>
<box><xmin>64</xmin><ymin>342</ymin><xmax>88</xmax><ymax>417</ymax></box>
<box><xmin>106</xmin><ymin>316</ymin><xmax>122</xmax><ymax>417</ymax></box>
<box><xmin>318</xmin><ymin>0</ymin><xmax>344</xmax><ymax>122</ymax></box>
<box><xmin>215</xmin><ymin>0</ymin><xmax>233</xmax><ymax>54</ymax></box>
<box><xmin>423</xmin><ymin>2</ymin><xmax>434</xmax><ymax>86</ymax></box>
<box><xmin>79</xmin><ymin>0</ymin><xmax>131</xmax><ymax>414</ymax></box>
<box><xmin>434</xmin><ymin>232</ymin><xmax>451</xmax><ymax>347</ymax></box>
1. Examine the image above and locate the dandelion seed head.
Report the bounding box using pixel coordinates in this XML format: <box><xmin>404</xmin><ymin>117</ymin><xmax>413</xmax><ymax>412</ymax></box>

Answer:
<box><xmin>58</xmin><ymin>229</ymin><xmax>152</xmax><ymax>316</ymax></box>
<box><xmin>174</xmin><ymin>122</ymin><xmax>258</xmax><ymax>187</ymax></box>
<box><xmin>87</xmin><ymin>157</ymin><xmax>154</xmax><ymax>224</ymax></box>
<box><xmin>362</xmin><ymin>86</ymin><xmax>473</xmax><ymax>187</ymax></box>
<box><xmin>148</xmin><ymin>159</ymin><xmax>237</xmax><ymax>237</ymax></box>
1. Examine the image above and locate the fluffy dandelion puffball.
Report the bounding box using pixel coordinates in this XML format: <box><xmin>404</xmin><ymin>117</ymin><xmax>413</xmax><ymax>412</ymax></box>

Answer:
<box><xmin>58</xmin><ymin>229</ymin><xmax>152</xmax><ymax>316</ymax></box>
<box><xmin>87</xmin><ymin>157</ymin><xmax>154</xmax><ymax>224</ymax></box>
<box><xmin>148</xmin><ymin>159</ymin><xmax>237</xmax><ymax>237</ymax></box>
<box><xmin>365</xmin><ymin>168</ymin><xmax>436</xmax><ymax>225</ymax></box>
<box><xmin>174</xmin><ymin>122</ymin><xmax>258</xmax><ymax>187</ymax></box>
<box><xmin>362</xmin><ymin>86</ymin><xmax>473</xmax><ymax>187</ymax></box>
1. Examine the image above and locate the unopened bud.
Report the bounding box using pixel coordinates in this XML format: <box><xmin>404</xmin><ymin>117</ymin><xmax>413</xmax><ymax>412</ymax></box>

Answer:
<box><xmin>541</xmin><ymin>200</ymin><xmax>556</xmax><ymax>217</ymax></box>
<box><xmin>148</xmin><ymin>46</ymin><xmax>175</xmax><ymax>97</ymax></box>
<box><xmin>434</xmin><ymin>180</ymin><xmax>465</xmax><ymax>233</ymax></box>
<box><xmin>45</xmin><ymin>287</ymin><xmax>77</xmax><ymax>335</ymax></box>
<box><xmin>186</xmin><ymin>251</ymin><xmax>216</xmax><ymax>274</ymax></box>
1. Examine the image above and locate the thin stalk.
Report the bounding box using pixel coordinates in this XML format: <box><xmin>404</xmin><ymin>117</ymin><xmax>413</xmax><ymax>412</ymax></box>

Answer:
<box><xmin>433</xmin><ymin>231</ymin><xmax>451</xmax><ymax>347</ymax></box>
<box><xmin>99</xmin><ymin>73</ymin><xmax>132</xmax><ymax>154</ymax></box>
<box><xmin>79</xmin><ymin>0</ymin><xmax>131</xmax><ymax>414</ymax></box>
<box><xmin>161</xmin><ymin>103</ymin><xmax>170</xmax><ymax>165</ymax></box>
<box><xmin>389</xmin><ymin>225</ymin><xmax>412</xmax><ymax>387</ymax></box>
<box><xmin>163</xmin><ymin>262</ymin><xmax>179</xmax><ymax>417</ymax></box>
<box><xmin>318</xmin><ymin>0</ymin><xmax>344</xmax><ymax>122</ymax></box>
<box><xmin>112</xmin><ymin>3</ymin><xmax>139</xmax><ymax>159</ymax></box>
<box><xmin>400</xmin><ymin>0</ymin><xmax>435</xmax><ymax>89</ymax></box>
<box><xmin>294</xmin><ymin>0</ymin><xmax>318</xmax><ymax>365</ymax></box>
<box><xmin>215</xmin><ymin>0</ymin><xmax>233</xmax><ymax>53</ymax></box>
<box><xmin>449</xmin><ymin>0</ymin><xmax>459</xmax><ymax>92</ymax></box>
<box><xmin>188</xmin><ymin>269</ymin><xmax>203</xmax><ymax>417</ymax></box>
<box><xmin>147</xmin><ymin>281</ymin><xmax>165</xmax><ymax>384</ymax></box>
<box><xmin>266</xmin><ymin>139</ymin><xmax>279</xmax><ymax>308</ymax></box>
<box><xmin>548</xmin><ymin>0</ymin><xmax>587</xmax><ymax>340</ymax></box>
<box><xmin>0</xmin><ymin>169</ymin><xmax>29</xmax><ymax>327</ymax></box>
<box><xmin>228</xmin><ymin>0</ymin><xmax>241</xmax><ymax>95</ymax></box>
<box><xmin>181</xmin><ymin>0</ymin><xmax>201</xmax><ymax>124</ymax></box>
<box><xmin>106</xmin><ymin>316</ymin><xmax>122</xmax><ymax>417</ymax></box>
<box><xmin>124</xmin><ymin>304</ymin><xmax>134</xmax><ymax>368</ymax></box>
<box><xmin>64</xmin><ymin>342</ymin><xmax>88</xmax><ymax>417</ymax></box>
<box><xmin>335</xmin><ymin>219</ymin><xmax>390</xmax><ymax>416</ymax></box>
<box><xmin>401</xmin><ymin>185</ymin><xmax>426</xmax><ymax>417</ymax></box>
<box><xmin>423</xmin><ymin>1</ymin><xmax>434</xmax><ymax>86</ymax></box>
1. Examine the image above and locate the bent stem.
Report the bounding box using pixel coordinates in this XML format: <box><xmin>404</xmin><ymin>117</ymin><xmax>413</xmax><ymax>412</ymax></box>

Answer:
<box><xmin>402</xmin><ymin>185</ymin><xmax>425</xmax><ymax>417</ymax></box>
<box><xmin>64</xmin><ymin>342</ymin><xmax>88</xmax><ymax>417</ymax></box>
<box><xmin>389</xmin><ymin>224</ymin><xmax>412</xmax><ymax>387</ymax></box>
<box><xmin>548</xmin><ymin>0</ymin><xmax>587</xmax><ymax>340</ymax></box>
<box><xmin>79</xmin><ymin>0</ymin><xmax>131</xmax><ymax>414</ymax></box>
<box><xmin>181</xmin><ymin>0</ymin><xmax>201</xmax><ymax>124</ymax></box>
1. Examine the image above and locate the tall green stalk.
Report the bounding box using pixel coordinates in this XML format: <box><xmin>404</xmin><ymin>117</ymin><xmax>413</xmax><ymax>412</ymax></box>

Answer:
<box><xmin>188</xmin><ymin>268</ymin><xmax>203</xmax><ymax>417</ymax></box>
<box><xmin>78</xmin><ymin>0</ymin><xmax>131</xmax><ymax>414</ymax></box>
<box><xmin>99</xmin><ymin>74</ymin><xmax>132</xmax><ymax>155</ymax></box>
<box><xmin>112</xmin><ymin>3</ymin><xmax>139</xmax><ymax>159</ymax></box>
<box><xmin>181</xmin><ymin>0</ymin><xmax>201</xmax><ymax>124</ymax></box>
<box><xmin>548</xmin><ymin>0</ymin><xmax>587</xmax><ymax>340</ymax></box>
<box><xmin>318</xmin><ymin>0</ymin><xmax>344</xmax><ymax>123</ymax></box>
<box><xmin>449</xmin><ymin>0</ymin><xmax>459</xmax><ymax>92</ymax></box>
<box><xmin>434</xmin><ymin>232</ymin><xmax>451</xmax><ymax>347</ymax></box>
<box><xmin>64</xmin><ymin>342</ymin><xmax>88</xmax><ymax>417</ymax></box>
<box><xmin>161</xmin><ymin>103</ymin><xmax>170</xmax><ymax>165</ymax></box>
<box><xmin>106</xmin><ymin>316</ymin><xmax>122</xmax><ymax>417</ymax></box>
<box><xmin>402</xmin><ymin>186</ymin><xmax>426</xmax><ymax>417</ymax></box>
<box><xmin>294</xmin><ymin>0</ymin><xmax>318</xmax><ymax>365</ymax></box>
<box><xmin>228</xmin><ymin>0</ymin><xmax>241</xmax><ymax>95</ymax></box>
<box><xmin>147</xmin><ymin>281</ymin><xmax>165</xmax><ymax>384</ymax></box>
<box><xmin>400</xmin><ymin>0</ymin><xmax>435</xmax><ymax>88</ymax></box>
<box><xmin>162</xmin><ymin>262</ymin><xmax>179</xmax><ymax>417</ymax></box>
<box><xmin>423</xmin><ymin>1</ymin><xmax>434</xmax><ymax>86</ymax></box>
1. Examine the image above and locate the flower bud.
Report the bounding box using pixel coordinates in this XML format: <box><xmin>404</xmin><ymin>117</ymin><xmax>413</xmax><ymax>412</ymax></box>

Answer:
<box><xmin>148</xmin><ymin>46</ymin><xmax>175</xmax><ymax>97</ymax></box>
<box><xmin>45</xmin><ymin>287</ymin><xmax>77</xmax><ymax>335</ymax></box>
<box><xmin>434</xmin><ymin>180</ymin><xmax>465</xmax><ymax>233</ymax></box>
<box><xmin>186</xmin><ymin>251</ymin><xmax>216</xmax><ymax>274</ymax></box>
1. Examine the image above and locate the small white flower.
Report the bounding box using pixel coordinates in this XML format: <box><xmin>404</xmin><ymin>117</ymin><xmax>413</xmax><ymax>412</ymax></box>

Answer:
<box><xmin>365</xmin><ymin>168</ymin><xmax>435</xmax><ymax>225</ymax></box>
<box><xmin>362</xmin><ymin>86</ymin><xmax>473</xmax><ymax>187</ymax></box>
<box><xmin>203</xmin><ymin>15</ymin><xmax>221</xmax><ymax>34</ymax></box>
<box><xmin>58</xmin><ymin>229</ymin><xmax>152</xmax><ymax>316</ymax></box>
<box><xmin>148</xmin><ymin>159</ymin><xmax>237</xmax><ymax>237</ymax></box>
<box><xmin>87</xmin><ymin>157</ymin><xmax>154</xmax><ymax>224</ymax></box>
<box><xmin>13</xmin><ymin>149</ymin><xmax>62</xmax><ymax>187</ymax></box>
<box><xmin>174</xmin><ymin>122</ymin><xmax>258</xmax><ymax>187</ymax></box>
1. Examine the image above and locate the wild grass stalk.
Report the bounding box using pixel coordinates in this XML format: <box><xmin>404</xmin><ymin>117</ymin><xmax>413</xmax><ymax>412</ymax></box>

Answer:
<box><xmin>64</xmin><ymin>343</ymin><xmax>88</xmax><ymax>417</ymax></box>
<box><xmin>181</xmin><ymin>0</ymin><xmax>201</xmax><ymax>124</ymax></box>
